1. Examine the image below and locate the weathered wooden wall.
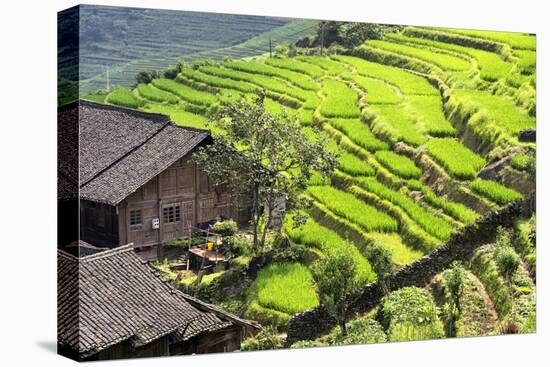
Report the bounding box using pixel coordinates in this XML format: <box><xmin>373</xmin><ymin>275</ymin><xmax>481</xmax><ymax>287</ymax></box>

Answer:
<box><xmin>80</xmin><ymin>201</ymin><xmax>119</xmax><ymax>247</ymax></box>
<box><xmin>119</xmin><ymin>153</ymin><xmax>232</xmax><ymax>248</ymax></box>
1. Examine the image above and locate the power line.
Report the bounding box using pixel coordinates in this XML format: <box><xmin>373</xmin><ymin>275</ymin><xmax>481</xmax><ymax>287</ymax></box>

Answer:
<box><xmin>270</xmin><ymin>24</ymin><xmax>318</xmax><ymax>43</ymax></box>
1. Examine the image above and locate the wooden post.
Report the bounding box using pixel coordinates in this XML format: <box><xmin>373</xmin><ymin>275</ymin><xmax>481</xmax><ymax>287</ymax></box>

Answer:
<box><xmin>187</xmin><ymin>226</ymin><xmax>192</xmax><ymax>271</ymax></box>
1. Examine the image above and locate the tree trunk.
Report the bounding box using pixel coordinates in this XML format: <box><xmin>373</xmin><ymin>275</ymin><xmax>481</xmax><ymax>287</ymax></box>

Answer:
<box><xmin>251</xmin><ymin>186</ymin><xmax>259</xmax><ymax>251</ymax></box>
<box><xmin>448</xmin><ymin>305</ymin><xmax>454</xmax><ymax>337</ymax></box>
<box><xmin>259</xmin><ymin>201</ymin><xmax>273</xmax><ymax>250</ymax></box>
<box><xmin>340</xmin><ymin>319</ymin><xmax>347</xmax><ymax>336</ymax></box>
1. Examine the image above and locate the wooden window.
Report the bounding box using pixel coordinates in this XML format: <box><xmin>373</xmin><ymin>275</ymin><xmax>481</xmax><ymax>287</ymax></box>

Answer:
<box><xmin>129</xmin><ymin>209</ymin><xmax>142</xmax><ymax>227</ymax></box>
<box><xmin>163</xmin><ymin>205</ymin><xmax>181</xmax><ymax>223</ymax></box>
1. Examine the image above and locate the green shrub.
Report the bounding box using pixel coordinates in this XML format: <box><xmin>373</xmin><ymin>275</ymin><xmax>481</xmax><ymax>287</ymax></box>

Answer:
<box><xmin>240</xmin><ymin>326</ymin><xmax>284</xmax><ymax>351</ymax></box>
<box><xmin>105</xmin><ymin>87</ymin><xmax>142</xmax><ymax>108</ymax></box>
<box><xmin>212</xmin><ymin>220</ymin><xmax>238</xmax><ymax>237</ymax></box>
<box><xmin>327</xmin><ymin>317</ymin><xmax>387</xmax><ymax>345</ymax></box>
<box><xmin>425</xmin><ymin>138</ymin><xmax>486</xmax><ymax>180</ymax></box>
<box><xmin>470</xmin><ymin>179</ymin><xmax>523</xmax><ymax>205</ymax></box>
<box><xmin>378</xmin><ymin>287</ymin><xmax>444</xmax><ymax>342</ymax></box>
<box><xmin>494</xmin><ymin>245</ymin><xmax>520</xmax><ymax>285</ymax></box>
<box><xmin>222</xmin><ymin>234</ymin><xmax>249</xmax><ymax>257</ymax></box>
<box><xmin>374</xmin><ymin>150</ymin><xmax>422</xmax><ymax>179</ymax></box>
<box><xmin>387</xmin><ymin>322</ymin><xmax>445</xmax><ymax>342</ymax></box>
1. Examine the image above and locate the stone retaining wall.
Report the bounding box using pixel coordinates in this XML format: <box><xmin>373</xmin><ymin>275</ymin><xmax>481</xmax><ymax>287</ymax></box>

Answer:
<box><xmin>286</xmin><ymin>199</ymin><xmax>530</xmax><ymax>346</ymax></box>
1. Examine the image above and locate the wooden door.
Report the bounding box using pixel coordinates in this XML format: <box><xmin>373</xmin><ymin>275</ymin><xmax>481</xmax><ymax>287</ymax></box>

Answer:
<box><xmin>182</xmin><ymin>201</ymin><xmax>195</xmax><ymax>229</ymax></box>
<box><xmin>161</xmin><ymin>203</ymin><xmax>184</xmax><ymax>241</ymax></box>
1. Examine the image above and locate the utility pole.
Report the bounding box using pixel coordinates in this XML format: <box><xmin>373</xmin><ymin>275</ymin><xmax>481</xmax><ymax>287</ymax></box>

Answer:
<box><xmin>320</xmin><ymin>21</ymin><xmax>325</xmax><ymax>56</ymax></box>
<box><xmin>269</xmin><ymin>37</ymin><xmax>272</xmax><ymax>58</ymax></box>
<box><xmin>105</xmin><ymin>65</ymin><xmax>110</xmax><ymax>91</ymax></box>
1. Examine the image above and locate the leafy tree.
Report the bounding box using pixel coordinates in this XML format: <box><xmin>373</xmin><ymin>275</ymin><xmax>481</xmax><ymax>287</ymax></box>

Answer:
<box><xmin>135</xmin><ymin>70</ymin><xmax>160</xmax><ymax>85</ymax></box>
<box><xmin>192</xmin><ymin>93</ymin><xmax>337</xmax><ymax>252</ymax></box>
<box><xmin>311</xmin><ymin>247</ymin><xmax>360</xmax><ymax>336</ymax></box>
<box><xmin>274</xmin><ymin>44</ymin><xmax>289</xmax><ymax>58</ymax></box>
<box><xmin>162</xmin><ymin>62</ymin><xmax>182</xmax><ymax>79</ymax></box>
<box><xmin>443</xmin><ymin>261</ymin><xmax>466</xmax><ymax>336</ymax></box>
<box><xmin>274</xmin><ymin>44</ymin><xmax>297</xmax><ymax>58</ymax></box>
<box><xmin>366</xmin><ymin>243</ymin><xmax>395</xmax><ymax>294</ymax></box>
<box><xmin>337</xmin><ymin>23</ymin><xmax>385</xmax><ymax>48</ymax></box>
<box><xmin>494</xmin><ymin>246</ymin><xmax>520</xmax><ymax>287</ymax></box>
<box><xmin>297</xmin><ymin>21</ymin><xmax>401</xmax><ymax>50</ymax></box>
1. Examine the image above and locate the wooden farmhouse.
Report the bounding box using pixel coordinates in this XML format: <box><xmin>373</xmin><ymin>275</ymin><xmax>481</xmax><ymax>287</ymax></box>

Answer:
<box><xmin>58</xmin><ymin>100</ymin><xmax>248</xmax><ymax>259</ymax></box>
<box><xmin>58</xmin><ymin>244</ymin><xmax>259</xmax><ymax>361</ymax></box>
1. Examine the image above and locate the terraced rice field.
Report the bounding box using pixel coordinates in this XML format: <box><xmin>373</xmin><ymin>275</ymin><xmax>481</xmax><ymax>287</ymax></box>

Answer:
<box><xmin>425</xmin><ymin>138</ymin><xmax>486</xmax><ymax>180</ymax></box>
<box><xmin>94</xmin><ymin>27</ymin><xmax>535</xmax><ymax>327</ymax></box>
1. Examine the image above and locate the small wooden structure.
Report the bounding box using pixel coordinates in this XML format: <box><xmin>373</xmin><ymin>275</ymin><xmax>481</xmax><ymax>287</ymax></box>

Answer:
<box><xmin>57</xmin><ymin>244</ymin><xmax>259</xmax><ymax>361</ymax></box>
<box><xmin>188</xmin><ymin>248</ymin><xmax>228</xmax><ymax>272</ymax></box>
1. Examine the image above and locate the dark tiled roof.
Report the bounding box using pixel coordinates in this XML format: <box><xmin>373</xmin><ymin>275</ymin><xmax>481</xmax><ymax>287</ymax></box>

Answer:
<box><xmin>58</xmin><ymin>101</ymin><xmax>211</xmax><ymax>206</ymax></box>
<box><xmin>64</xmin><ymin>240</ymin><xmax>109</xmax><ymax>257</ymax></box>
<box><xmin>57</xmin><ymin>245</ymin><xmax>243</xmax><ymax>357</ymax></box>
